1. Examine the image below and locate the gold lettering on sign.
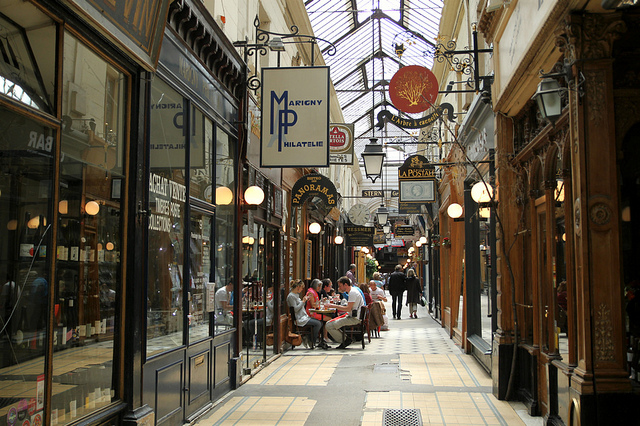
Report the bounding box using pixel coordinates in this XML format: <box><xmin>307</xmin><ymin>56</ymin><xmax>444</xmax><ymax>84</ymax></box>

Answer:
<box><xmin>124</xmin><ymin>0</ymin><xmax>157</xmax><ymax>40</ymax></box>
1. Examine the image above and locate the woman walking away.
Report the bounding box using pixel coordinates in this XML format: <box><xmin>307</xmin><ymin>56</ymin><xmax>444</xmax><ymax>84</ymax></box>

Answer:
<box><xmin>405</xmin><ymin>269</ymin><xmax>422</xmax><ymax>319</ymax></box>
<box><xmin>387</xmin><ymin>265</ymin><xmax>406</xmax><ymax>319</ymax></box>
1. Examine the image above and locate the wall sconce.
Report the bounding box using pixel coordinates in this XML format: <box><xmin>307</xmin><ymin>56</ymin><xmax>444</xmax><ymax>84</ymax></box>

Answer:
<box><xmin>243</xmin><ymin>185</ymin><xmax>264</xmax><ymax>209</ymax></box>
<box><xmin>447</xmin><ymin>203</ymin><xmax>463</xmax><ymax>219</ymax></box>
<box><xmin>216</xmin><ymin>186</ymin><xmax>234</xmax><ymax>205</ymax></box>
<box><xmin>309</xmin><ymin>222</ymin><xmax>322</xmax><ymax>234</ymax></box>
<box><xmin>85</xmin><ymin>200</ymin><xmax>100</xmax><ymax>216</ymax></box>
<box><xmin>376</xmin><ymin>205</ymin><xmax>388</xmax><ymax>225</ymax></box>
<box><xmin>532</xmin><ymin>59</ymin><xmax>584</xmax><ymax>125</ymax></box>
<box><xmin>361</xmin><ymin>138</ymin><xmax>386</xmax><ymax>183</ymax></box>
<box><xmin>471</xmin><ymin>181</ymin><xmax>493</xmax><ymax>204</ymax></box>
<box><xmin>334</xmin><ymin>235</ymin><xmax>344</xmax><ymax>245</ymax></box>
<box><xmin>59</xmin><ymin>200</ymin><xmax>68</xmax><ymax>215</ymax></box>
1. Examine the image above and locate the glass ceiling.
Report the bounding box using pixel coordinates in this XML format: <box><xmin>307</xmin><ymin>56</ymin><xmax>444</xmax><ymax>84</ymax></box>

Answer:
<box><xmin>305</xmin><ymin>0</ymin><xmax>443</xmax><ymax>165</ymax></box>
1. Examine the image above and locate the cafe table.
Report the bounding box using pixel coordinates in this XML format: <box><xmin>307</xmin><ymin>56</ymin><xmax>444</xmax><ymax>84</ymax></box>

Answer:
<box><xmin>308</xmin><ymin>307</ymin><xmax>336</xmax><ymax>349</ymax></box>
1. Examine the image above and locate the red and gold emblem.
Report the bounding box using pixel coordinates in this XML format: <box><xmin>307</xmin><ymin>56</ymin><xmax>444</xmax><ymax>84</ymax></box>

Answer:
<box><xmin>389</xmin><ymin>66</ymin><xmax>439</xmax><ymax>114</ymax></box>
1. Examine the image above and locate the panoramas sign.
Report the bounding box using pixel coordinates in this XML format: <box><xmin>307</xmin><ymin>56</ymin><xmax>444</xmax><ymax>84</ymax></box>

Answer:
<box><xmin>291</xmin><ymin>173</ymin><xmax>337</xmax><ymax>208</ymax></box>
<box><xmin>329</xmin><ymin>123</ymin><xmax>354</xmax><ymax>165</ymax></box>
<box><xmin>260</xmin><ymin>67</ymin><xmax>330</xmax><ymax>167</ymax></box>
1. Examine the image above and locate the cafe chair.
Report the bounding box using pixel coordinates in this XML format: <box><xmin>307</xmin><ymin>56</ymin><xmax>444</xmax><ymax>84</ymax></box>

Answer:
<box><xmin>340</xmin><ymin>306</ymin><xmax>368</xmax><ymax>349</ymax></box>
<box><xmin>289</xmin><ymin>307</ymin><xmax>315</xmax><ymax>349</ymax></box>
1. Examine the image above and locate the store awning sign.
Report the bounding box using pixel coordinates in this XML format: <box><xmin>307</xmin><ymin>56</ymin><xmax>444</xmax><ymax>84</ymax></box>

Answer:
<box><xmin>261</xmin><ymin>67</ymin><xmax>330</xmax><ymax>167</ymax></box>
<box><xmin>66</xmin><ymin>0</ymin><xmax>171</xmax><ymax>70</ymax></box>
<box><xmin>329</xmin><ymin>123</ymin><xmax>354</xmax><ymax>165</ymax></box>
<box><xmin>398</xmin><ymin>155</ymin><xmax>436</xmax><ymax>203</ymax></box>
<box><xmin>291</xmin><ymin>173</ymin><xmax>337</xmax><ymax>207</ymax></box>
<box><xmin>344</xmin><ymin>225</ymin><xmax>375</xmax><ymax>247</ymax></box>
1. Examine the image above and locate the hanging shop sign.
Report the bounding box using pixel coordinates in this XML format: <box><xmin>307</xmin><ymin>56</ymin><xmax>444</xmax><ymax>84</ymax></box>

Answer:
<box><xmin>395</xmin><ymin>226</ymin><xmax>415</xmax><ymax>236</ymax></box>
<box><xmin>329</xmin><ymin>123</ymin><xmax>354</xmax><ymax>165</ymax></box>
<box><xmin>66</xmin><ymin>0</ymin><xmax>171</xmax><ymax>69</ymax></box>
<box><xmin>398</xmin><ymin>155</ymin><xmax>436</xmax><ymax>203</ymax></box>
<box><xmin>389</xmin><ymin>65</ymin><xmax>439</xmax><ymax>113</ymax></box>
<box><xmin>291</xmin><ymin>173</ymin><xmax>337</xmax><ymax>207</ymax></box>
<box><xmin>375</xmin><ymin>103</ymin><xmax>456</xmax><ymax>130</ymax></box>
<box><xmin>260</xmin><ymin>67</ymin><xmax>330</xmax><ymax>167</ymax></box>
<box><xmin>344</xmin><ymin>225</ymin><xmax>375</xmax><ymax>247</ymax></box>
<box><xmin>398</xmin><ymin>203</ymin><xmax>423</xmax><ymax>215</ymax></box>
<box><xmin>362</xmin><ymin>190</ymin><xmax>383</xmax><ymax>197</ymax></box>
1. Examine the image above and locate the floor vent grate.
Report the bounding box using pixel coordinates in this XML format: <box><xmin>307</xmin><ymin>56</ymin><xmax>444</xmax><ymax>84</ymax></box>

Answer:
<box><xmin>382</xmin><ymin>408</ymin><xmax>422</xmax><ymax>426</ymax></box>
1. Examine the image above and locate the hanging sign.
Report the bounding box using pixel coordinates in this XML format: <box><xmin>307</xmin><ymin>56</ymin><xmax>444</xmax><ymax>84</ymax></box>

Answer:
<box><xmin>376</xmin><ymin>103</ymin><xmax>456</xmax><ymax>130</ymax></box>
<box><xmin>260</xmin><ymin>67</ymin><xmax>330</xmax><ymax>167</ymax></box>
<box><xmin>329</xmin><ymin>123</ymin><xmax>354</xmax><ymax>164</ymax></box>
<box><xmin>291</xmin><ymin>173</ymin><xmax>337</xmax><ymax>207</ymax></box>
<box><xmin>398</xmin><ymin>155</ymin><xmax>436</xmax><ymax>203</ymax></box>
<box><xmin>395</xmin><ymin>226</ymin><xmax>415</xmax><ymax>236</ymax></box>
<box><xmin>389</xmin><ymin>65</ymin><xmax>439</xmax><ymax>113</ymax></box>
<box><xmin>344</xmin><ymin>225</ymin><xmax>375</xmax><ymax>247</ymax></box>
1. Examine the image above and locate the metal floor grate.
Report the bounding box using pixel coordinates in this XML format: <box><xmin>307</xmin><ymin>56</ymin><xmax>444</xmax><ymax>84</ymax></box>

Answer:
<box><xmin>382</xmin><ymin>408</ymin><xmax>423</xmax><ymax>426</ymax></box>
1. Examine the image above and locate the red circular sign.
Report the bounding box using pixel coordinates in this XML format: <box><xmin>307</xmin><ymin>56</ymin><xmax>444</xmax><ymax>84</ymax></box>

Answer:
<box><xmin>389</xmin><ymin>66</ymin><xmax>439</xmax><ymax>114</ymax></box>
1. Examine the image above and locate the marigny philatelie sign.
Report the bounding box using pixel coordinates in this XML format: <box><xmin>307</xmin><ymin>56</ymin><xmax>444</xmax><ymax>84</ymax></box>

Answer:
<box><xmin>260</xmin><ymin>67</ymin><xmax>330</xmax><ymax>168</ymax></box>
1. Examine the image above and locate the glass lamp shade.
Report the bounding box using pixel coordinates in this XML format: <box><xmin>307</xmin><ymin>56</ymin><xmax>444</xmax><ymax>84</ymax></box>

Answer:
<box><xmin>309</xmin><ymin>222</ymin><xmax>322</xmax><ymax>234</ymax></box>
<box><xmin>242</xmin><ymin>236</ymin><xmax>250</xmax><ymax>244</ymax></box>
<box><xmin>533</xmin><ymin>78</ymin><xmax>563</xmax><ymax>123</ymax></box>
<box><xmin>216</xmin><ymin>186</ymin><xmax>233</xmax><ymax>205</ymax></box>
<box><xmin>361</xmin><ymin>138</ymin><xmax>385</xmax><ymax>182</ymax></box>
<box><xmin>471</xmin><ymin>181</ymin><xmax>493</xmax><ymax>204</ymax></box>
<box><xmin>383</xmin><ymin>223</ymin><xmax>391</xmax><ymax>234</ymax></box>
<box><xmin>376</xmin><ymin>206</ymin><xmax>388</xmax><ymax>225</ymax></box>
<box><xmin>447</xmin><ymin>203</ymin><xmax>463</xmax><ymax>219</ymax></box>
<box><xmin>419</xmin><ymin>236</ymin><xmax>427</xmax><ymax>244</ymax></box>
<box><xmin>244</xmin><ymin>185</ymin><xmax>264</xmax><ymax>205</ymax></box>
<box><xmin>479</xmin><ymin>207</ymin><xmax>491</xmax><ymax>218</ymax></box>
<box><xmin>334</xmin><ymin>235</ymin><xmax>344</xmax><ymax>244</ymax></box>
<box><xmin>416</xmin><ymin>241</ymin><xmax>422</xmax><ymax>247</ymax></box>
<box><xmin>85</xmin><ymin>201</ymin><xmax>100</xmax><ymax>216</ymax></box>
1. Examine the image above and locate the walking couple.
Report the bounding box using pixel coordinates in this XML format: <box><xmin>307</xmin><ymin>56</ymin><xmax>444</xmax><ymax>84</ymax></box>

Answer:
<box><xmin>387</xmin><ymin>264</ymin><xmax>422</xmax><ymax>319</ymax></box>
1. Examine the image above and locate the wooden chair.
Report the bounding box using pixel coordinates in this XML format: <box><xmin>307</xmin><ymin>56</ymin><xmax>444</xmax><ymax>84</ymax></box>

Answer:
<box><xmin>289</xmin><ymin>307</ymin><xmax>315</xmax><ymax>349</ymax></box>
<box><xmin>340</xmin><ymin>306</ymin><xmax>368</xmax><ymax>349</ymax></box>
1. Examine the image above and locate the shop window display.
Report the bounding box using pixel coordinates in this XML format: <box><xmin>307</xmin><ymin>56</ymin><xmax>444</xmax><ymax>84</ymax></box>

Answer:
<box><xmin>52</xmin><ymin>32</ymin><xmax>127</xmax><ymax>423</ymax></box>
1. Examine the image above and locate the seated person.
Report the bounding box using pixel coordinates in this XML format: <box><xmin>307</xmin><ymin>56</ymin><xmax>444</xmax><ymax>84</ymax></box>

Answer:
<box><xmin>320</xmin><ymin>278</ymin><xmax>333</xmax><ymax>299</ymax></box>
<box><xmin>287</xmin><ymin>279</ymin><xmax>324</xmax><ymax>349</ymax></box>
<box><xmin>215</xmin><ymin>281</ymin><xmax>234</xmax><ymax>325</ymax></box>
<box><xmin>325</xmin><ymin>276</ymin><xmax>364</xmax><ymax>349</ymax></box>
<box><xmin>369</xmin><ymin>280</ymin><xmax>387</xmax><ymax>302</ymax></box>
<box><xmin>359</xmin><ymin>283</ymin><xmax>373</xmax><ymax>306</ymax></box>
<box><xmin>372</xmin><ymin>272</ymin><xmax>384</xmax><ymax>290</ymax></box>
<box><xmin>306</xmin><ymin>279</ymin><xmax>332</xmax><ymax>343</ymax></box>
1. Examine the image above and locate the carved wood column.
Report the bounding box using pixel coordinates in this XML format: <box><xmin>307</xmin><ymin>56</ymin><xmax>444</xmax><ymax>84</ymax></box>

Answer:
<box><xmin>565</xmin><ymin>13</ymin><xmax>630</xmax><ymax>395</ymax></box>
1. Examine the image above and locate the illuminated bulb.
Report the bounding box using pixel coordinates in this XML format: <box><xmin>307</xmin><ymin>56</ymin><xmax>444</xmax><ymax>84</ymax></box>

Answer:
<box><xmin>244</xmin><ymin>185</ymin><xmax>264</xmax><ymax>205</ymax></box>
<box><xmin>309</xmin><ymin>222</ymin><xmax>321</xmax><ymax>234</ymax></box>
<box><xmin>216</xmin><ymin>186</ymin><xmax>233</xmax><ymax>205</ymax></box>
<box><xmin>471</xmin><ymin>181</ymin><xmax>493</xmax><ymax>203</ymax></box>
<box><xmin>416</xmin><ymin>241</ymin><xmax>422</xmax><ymax>247</ymax></box>
<box><xmin>334</xmin><ymin>236</ymin><xmax>343</xmax><ymax>244</ymax></box>
<box><xmin>85</xmin><ymin>200</ymin><xmax>100</xmax><ymax>216</ymax></box>
<box><xmin>419</xmin><ymin>236</ymin><xmax>427</xmax><ymax>244</ymax></box>
<box><xmin>106</xmin><ymin>242</ymin><xmax>115</xmax><ymax>251</ymax></box>
<box><xmin>447</xmin><ymin>203</ymin><xmax>463</xmax><ymax>219</ymax></box>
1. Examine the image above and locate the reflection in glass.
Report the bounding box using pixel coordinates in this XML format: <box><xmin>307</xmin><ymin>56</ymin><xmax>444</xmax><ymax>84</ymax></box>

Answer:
<box><xmin>189</xmin><ymin>212</ymin><xmax>212</xmax><ymax>342</ymax></box>
<box><xmin>147</xmin><ymin>77</ymin><xmax>186</xmax><ymax>356</ymax></box>
<box><xmin>214</xmin><ymin>129</ymin><xmax>236</xmax><ymax>334</ymax></box>
<box><xmin>0</xmin><ymin>106</ymin><xmax>53</xmax><ymax>423</ymax></box>
<box><xmin>47</xmin><ymin>32</ymin><xmax>127</xmax><ymax>423</ymax></box>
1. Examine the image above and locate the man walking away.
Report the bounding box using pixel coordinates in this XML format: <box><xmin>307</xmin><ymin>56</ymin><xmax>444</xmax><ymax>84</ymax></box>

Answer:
<box><xmin>388</xmin><ymin>265</ymin><xmax>406</xmax><ymax>319</ymax></box>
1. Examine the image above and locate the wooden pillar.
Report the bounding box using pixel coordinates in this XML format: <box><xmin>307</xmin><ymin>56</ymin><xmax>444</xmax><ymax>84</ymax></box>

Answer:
<box><xmin>566</xmin><ymin>12</ymin><xmax>631</xmax><ymax>415</ymax></box>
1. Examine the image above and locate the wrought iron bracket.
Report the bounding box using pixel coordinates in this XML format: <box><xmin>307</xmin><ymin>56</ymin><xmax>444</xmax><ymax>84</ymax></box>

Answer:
<box><xmin>433</xmin><ymin>24</ymin><xmax>494</xmax><ymax>95</ymax></box>
<box><xmin>233</xmin><ymin>16</ymin><xmax>337</xmax><ymax>92</ymax></box>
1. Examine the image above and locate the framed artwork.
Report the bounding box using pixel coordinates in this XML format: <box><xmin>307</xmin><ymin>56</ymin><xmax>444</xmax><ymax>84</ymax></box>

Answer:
<box><xmin>399</xmin><ymin>180</ymin><xmax>435</xmax><ymax>203</ymax></box>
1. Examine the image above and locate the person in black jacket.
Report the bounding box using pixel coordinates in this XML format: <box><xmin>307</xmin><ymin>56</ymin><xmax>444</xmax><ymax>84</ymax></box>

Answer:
<box><xmin>387</xmin><ymin>265</ymin><xmax>406</xmax><ymax>319</ymax></box>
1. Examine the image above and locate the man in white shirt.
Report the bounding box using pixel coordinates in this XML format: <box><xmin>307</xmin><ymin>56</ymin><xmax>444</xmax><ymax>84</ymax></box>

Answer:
<box><xmin>215</xmin><ymin>282</ymin><xmax>233</xmax><ymax>313</ymax></box>
<box><xmin>325</xmin><ymin>276</ymin><xmax>364</xmax><ymax>349</ymax></box>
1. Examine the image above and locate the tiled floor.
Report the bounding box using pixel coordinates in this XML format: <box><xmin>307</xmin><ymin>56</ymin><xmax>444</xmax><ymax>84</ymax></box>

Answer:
<box><xmin>194</xmin><ymin>298</ymin><xmax>543</xmax><ymax>426</ymax></box>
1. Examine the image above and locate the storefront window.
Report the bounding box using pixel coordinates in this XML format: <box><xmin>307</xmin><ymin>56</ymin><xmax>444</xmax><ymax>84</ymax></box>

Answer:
<box><xmin>214</xmin><ymin>129</ymin><xmax>235</xmax><ymax>334</ymax></box>
<box><xmin>147</xmin><ymin>77</ymin><xmax>186</xmax><ymax>356</ymax></box>
<box><xmin>49</xmin><ymin>32</ymin><xmax>127</xmax><ymax>423</ymax></box>
<box><xmin>189</xmin><ymin>210</ymin><xmax>212</xmax><ymax>341</ymax></box>
<box><xmin>0</xmin><ymin>106</ymin><xmax>54</xmax><ymax>423</ymax></box>
<box><xmin>190</xmin><ymin>108</ymin><xmax>213</xmax><ymax>202</ymax></box>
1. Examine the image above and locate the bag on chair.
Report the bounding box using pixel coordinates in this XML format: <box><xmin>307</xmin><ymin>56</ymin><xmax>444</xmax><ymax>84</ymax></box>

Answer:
<box><xmin>286</xmin><ymin>332</ymin><xmax>302</xmax><ymax>346</ymax></box>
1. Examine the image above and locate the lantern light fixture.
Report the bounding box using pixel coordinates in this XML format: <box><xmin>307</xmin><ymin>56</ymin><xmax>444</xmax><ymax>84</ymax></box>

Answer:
<box><xmin>216</xmin><ymin>186</ymin><xmax>234</xmax><ymax>205</ymax></box>
<box><xmin>376</xmin><ymin>205</ymin><xmax>388</xmax><ymax>225</ymax></box>
<box><xmin>361</xmin><ymin>138</ymin><xmax>386</xmax><ymax>183</ymax></box>
<box><xmin>334</xmin><ymin>235</ymin><xmax>344</xmax><ymax>244</ymax></box>
<box><xmin>309</xmin><ymin>222</ymin><xmax>322</xmax><ymax>234</ymax></box>
<box><xmin>471</xmin><ymin>181</ymin><xmax>493</xmax><ymax>204</ymax></box>
<box><xmin>447</xmin><ymin>203</ymin><xmax>463</xmax><ymax>219</ymax></box>
<box><xmin>244</xmin><ymin>185</ymin><xmax>265</xmax><ymax>206</ymax></box>
<box><xmin>383</xmin><ymin>222</ymin><xmax>391</xmax><ymax>234</ymax></box>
